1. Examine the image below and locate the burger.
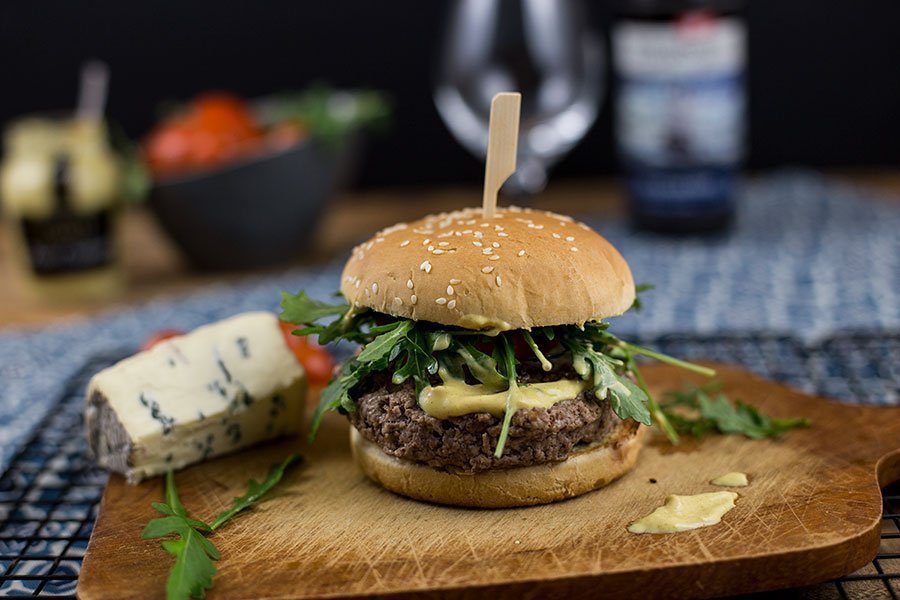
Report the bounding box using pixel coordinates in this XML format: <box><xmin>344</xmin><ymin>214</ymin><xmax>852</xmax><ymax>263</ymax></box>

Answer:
<box><xmin>280</xmin><ymin>207</ymin><xmax>711</xmax><ymax>508</ymax></box>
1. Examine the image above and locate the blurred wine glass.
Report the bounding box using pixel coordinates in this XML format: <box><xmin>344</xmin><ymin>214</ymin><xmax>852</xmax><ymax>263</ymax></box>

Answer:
<box><xmin>434</xmin><ymin>0</ymin><xmax>602</xmax><ymax>196</ymax></box>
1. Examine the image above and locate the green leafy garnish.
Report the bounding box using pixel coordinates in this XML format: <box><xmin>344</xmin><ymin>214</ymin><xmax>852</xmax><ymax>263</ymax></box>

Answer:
<box><xmin>209</xmin><ymin>454</ymin><xmax>302</xmax><ymax>530</ymax></box>
<box><xmin>660</xmin><ymin>385</ymin><xmax>811</xmax><ymax>439</ymax></box>
<box><xmin>631</xmin><ymin>283</ymin><xmax>655</xmax><ymax>312</ymax></box>
<box><xmin>142</xmin><ymin>456</ymin><xmax>300</xmax><ymax>599</ymax></box>
<box><xmin>279</xmin><ymin>291</ymin><xmax>349</xmax><ymax>325</ymax></box>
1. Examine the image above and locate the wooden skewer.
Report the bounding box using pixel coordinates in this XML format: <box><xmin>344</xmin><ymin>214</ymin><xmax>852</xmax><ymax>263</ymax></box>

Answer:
<box><xmin>482</xmin><ymin>92</ymin><xmax>521</xmax><ymax>219</ymax></box>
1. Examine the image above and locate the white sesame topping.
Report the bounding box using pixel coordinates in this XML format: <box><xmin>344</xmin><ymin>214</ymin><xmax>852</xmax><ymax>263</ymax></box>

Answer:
<box><xmin>517</xmin><ymin>250</ymin><xmax>526</xmax><ymax>257</ymax></box>
<box><xmin>438</xmin><ymin>241</ymin><xmax>450</xmax><ymax>247</ymax></box>
<box><xmin>473</xmin><ymin>241</ymin><xmax>483</xmax><ymax>247</ymax></box>
<box><xmin>492</xmin><ymin>242</ymin><xmax>500</xmax><ymax>248</ymax></box>
<box><xmin>372</xmin><ymin>283</ymin><xmax>378</xmax><ymax>293</ymax></box>
<box><xmin>482</xmin><ymin>248</ymin><xmax>493</xmax><ymax>255</ymax></box>
<box><xmin>433</xmin><ymin>249</ymin><xmax>445</xmax><ymax>255</ymax></box>
<box><xmin>407</xmin><ymin>279</ymin><xmax>414</xmax><ymax>289</ymax></box>
<box><xmin>552</xmin><ymin>233</ymin><xmax>561</xmax><ymax>239</ymax></box>
<box><xmin>446</xmin><ymin>285</ymin><xmax>454</xmax><ymax>296</ymax></box>
<box><xmin>481</xmin><ymin>266</ymin><xmax>494</xmax><ymax>273</ymax></box>
<box><xmin>474</xmin><ymin>231</ymin><xmax>484</xmax><ymax>239</ymax></box>
<box><xmin>436</xmin><ymin>297</ymin><xmax>447</xmax><ymax>305</ymax></box>
<box><xmin>422</xmin><ymin>239</ymin><xmax>431</xmax><ymax>245</ymax></box>
<box><xmin>410</xmin><ymin>294</ymin><xmax>418</xmax><ymax>304</ymax></box>
<box><xmin>354</xmin><ymin>280</ymin><xmax>361</xmax><ymax>288</ymax></box>
<box><xmin>495</xmin><ymin>275</ymin><xmax>502</xmax><ymax>287</ymax></box>
<box><xmin>400</xmin><ymin>240</ymin><xmax>410</xmax><ymax>247</ymax></box>
<box><xmin>427</xmin><ymin>245</ymin><xmax>434</xmax><ymax>251</ymax></box>
<box><xmin>494</xmin><ymin>225</ymin><xmax>504</xmax><ymax>231</ymax></box>
<box><xmin>375</xmin><ymin>237</ymin><xmax>385</xmax><ymax>243</ymax></box>
<box><xmin>534</xmin><ymin>224</ymin><xmax>544</xmax><ymax>229</ymax></box>
<box><xmin>393</xmin><ymin>297</ymin><xmax>403</xmax><ymax>305</ymax></box>
<box><xmin>488</xmin><ymin>254</ymin><xmax>501</xmax><ymax>261</ymax></box>
<box><xmin>480</xmin><ymin>223</ymin><xmax>489</xmax><ymax>228</ymax></box>
<box><xmin>447</xmin><ymin>299</ymin><xmax>457</xmax><ymax>309</ymax></box>
<box><xmin>449</xmin><ymin>278</ymin><xmax>461</xmax><ymax>284</ymax></box>
<box><xmin>570</xmin><ymin>247</ymin><xmax>578</xmax><ymax>252</ymax></box>
<box><xmin>498</xmin><ymin>232</ymin><xmax>509</xmax><ymax>237</ymax></box>
<box><xmin>420</xmin><ymin>260</ymin><xmax>432</xmax><ymax>273</ymax></box>
<box><xmin>462</xmin><ymin>229</ymin><xmax>472</xmax><ymax>234</ymax></box>
<box><xmin>565</xmin><ymin>236</ymin><xmax>575</xmax><ymax>242</ymax></box>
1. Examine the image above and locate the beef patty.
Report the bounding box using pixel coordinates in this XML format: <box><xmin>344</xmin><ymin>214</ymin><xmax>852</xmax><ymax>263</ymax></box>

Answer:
<box><xmin>347</xmin><ymin>366</ymin><xmax>631</xmax><ymax>473</ymax></box>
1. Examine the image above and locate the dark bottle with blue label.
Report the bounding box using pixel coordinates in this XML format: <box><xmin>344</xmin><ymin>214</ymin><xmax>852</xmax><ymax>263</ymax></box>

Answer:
<box><xmin>612</xmin><ymin>0</ymin><xmax>746</xmax><ymax>233</ymax></box>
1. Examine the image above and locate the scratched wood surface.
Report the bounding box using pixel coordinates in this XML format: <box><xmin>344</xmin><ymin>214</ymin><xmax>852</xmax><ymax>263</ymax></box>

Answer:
<box><xmin>77</xmin><ymin>364</ymin><xmax>900</xmax><ymax>600</ymax></box>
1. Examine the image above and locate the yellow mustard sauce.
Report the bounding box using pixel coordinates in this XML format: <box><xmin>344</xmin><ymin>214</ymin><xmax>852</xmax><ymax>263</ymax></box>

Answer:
<box><xmin>627</xmin><ymin>492</ymin><xmax>738</xmax><ymax>534</ymax></box>
<box><xmin>457</xmin><ymin>314</ymin><xmax>514</xmax><ymax>334</ymax></box>
<box><xmin>418</xmin><ymin>368</ymin><xmax>587</xmax><ymax>419</ymax></box>
<box><xmin>710</xmin><ymin>471</ymin><xmax>749</xmax><ymax>487</ymax></box>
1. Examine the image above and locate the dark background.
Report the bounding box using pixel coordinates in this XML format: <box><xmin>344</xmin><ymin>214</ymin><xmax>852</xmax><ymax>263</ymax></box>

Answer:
<box><xmin>2</xmin><ymin>1</ymin><xmax>899</xmax><ymax>188</ymax></box>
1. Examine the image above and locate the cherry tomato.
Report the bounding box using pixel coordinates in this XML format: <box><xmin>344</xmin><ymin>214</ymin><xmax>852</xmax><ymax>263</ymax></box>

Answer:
<box><xmin>278</xmin><ymin>321</ymin><xmax>335</xmax><ymax>386</ymax></box>
<box><xmin>141</xmin><ymin>329</ymin><xmax>185</xmax><ymax>352</ymax></box>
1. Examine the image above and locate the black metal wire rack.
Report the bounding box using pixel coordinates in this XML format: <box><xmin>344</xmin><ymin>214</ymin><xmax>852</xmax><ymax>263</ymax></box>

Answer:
<box><xmin>0</xmin><ymin>334</ymin><xmax>897</xmax><ymax>599</ymax></box>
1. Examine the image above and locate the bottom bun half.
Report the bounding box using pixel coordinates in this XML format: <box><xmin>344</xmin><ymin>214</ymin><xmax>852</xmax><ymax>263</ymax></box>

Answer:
<box><xmin>349</xmin><ymin>421</ymin><xmax>646</xmax><ymax>508</ymax></box>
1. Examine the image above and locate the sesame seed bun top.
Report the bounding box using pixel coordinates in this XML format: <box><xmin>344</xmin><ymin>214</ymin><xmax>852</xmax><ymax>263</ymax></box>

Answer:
<box><xmin>340</xmin><ymin>207</ymin><xmax>635</xmax><ymax>331</ymax></box>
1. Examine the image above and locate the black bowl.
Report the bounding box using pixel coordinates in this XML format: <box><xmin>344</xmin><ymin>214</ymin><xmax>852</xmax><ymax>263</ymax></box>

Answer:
<box><xmin>148</xmin><ymin>136</ymin><xmax>354</xmax><ymax>271</ymax></box>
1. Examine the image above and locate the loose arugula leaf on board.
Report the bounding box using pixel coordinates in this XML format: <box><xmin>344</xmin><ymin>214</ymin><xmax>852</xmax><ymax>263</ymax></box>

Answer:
<box><xmin>279</xmin><ymin>291</ymin><xmax>349</xmax><ymax>324</ymax></box>
<box><xmin>142</xmin><ymin>472</ymin><xmax>218</xmax><ymax>600</ymax></box>
<box><xmin>144</xmin><ymin>460</ymin><xmax>300</xmax><ymax>600</ymax></box>
<box><xmin>210</xmin><ymin>454</ymin><xmax>302</xmax><ymax>531</ymax></box>
<box><xmin>660</xmin><ymin>386</ymin><xmax>811</xmax><ymax>439</ymax></box>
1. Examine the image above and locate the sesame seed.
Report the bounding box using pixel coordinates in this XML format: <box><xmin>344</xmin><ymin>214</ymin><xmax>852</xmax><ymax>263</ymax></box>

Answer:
<box><xmin>552</xmin><ymin>233</ymin><xmax>561</xmax><ymax>239</ymax></box>
<box><xmin>447</xmin><ymin>299</ymin><xmax>457</xmax><ymax>309</ymax></box>
<box><xmin>498</xmin><ymin>232</ymin><xmax>509</xmax><ymax>237</ymax></box>
<box><xmin>492</xmin><ymin>242</ymin><xmax>500</xmax><ymax>248</ymax></box>
<box><xmin>473</xmin><ymin>241</ymin><xmax>483</xmax><ymax>247</ymax></box>
<box><xmin>482</xmin><ymin>248</ymin><xmax>493</xmax><ymax>255</ymax></box>
<box><xmin>427</xmin><ymin>245</ymin><xmax>434</xmax><ymax>251</ymax></box>
<box><xmin>372</xmin><ymin>283</ymin><xmax>378</xmax><ymax>293</ymax></box>
<box><xmin>570</xmin><ymin>247</ymin><xmax>578</xmax><ymax>252</ymax></box>
<box><xmin>420</xmin><ymin>260</ymin><xmax>432</xmax><ymax>273</ymax></box>
<box><xmin>438</xmin><ymin>241</ymin><xmax>450</xmax><ymax>247</ymax></box>
<box><xmin>410</xmin><ymin>294</ymin><xmax>418</xmax><ymax>304</ymax></box>
<box><xmin>474</xmin><ymin>231</ymin><xmax>484</xmax><ymax>239</ymax></box>
<box><xmin>447</xmin><ymin>285</ymin><xmax>454</xmax><ymax>295</ymax></box>
<box><xmin>462</xmin><ymin>229</ymin><xmax>472</xmax><ymax>234</ymax></box>
<box><xmin>422</xmin><ymin>239</ymin><xmax>431</xmax><ymax>245</ymax></box>
<box><xmin>375</xmin><ymin>237</ymin><xmax>385</xmax><ymax>243</ymax></box>
<box><xmin>482</xmin><ymin>266</ymin><xmax>494</xmax><ymax>273</ymax></box>
<box><xmin>517</xmin><ymin>250</ymin><xmax>526</xmax><ymax>257</ymax></box>
<box><xmin>565</xmin><ymin>236</ymin><xmax>575</xmax><ymax>242</ymax></box>
<box><xmin>449</xmin><ymin>278</ymin><xmax>461</xmax><ymax>284</ymax></box>
<box><xmin>496</xmin><ymin>275</ymin><xmax>502</xmax><ymax>287</ymax></box>
<box><xmin>400</xmin><ymin>240</ymin><xmax>410</xmax><ymax>247</ymax></box>
<box><xmin>436</xmin><ymin>297</ymin><xmax>447</xmax><ymax>305</ymax></box>
<box><xmin>407</xmin><ymin>279</ymin><xmax>414</xmax><ymax>289</ymax></box>
<box><xmin>354</xmin><ymin>280</ymin><xmax>361</xmax><ymax>288</ymax></box>
<box><xmin>480</xmin><ymin>223</ymin><xmax>489</xmax><ymax>228</ymax></box>
<box><xmin>393</xmin><ymin>297</ymin><xmax>403</xmax><ymax>305</ymax></box>
<box><xmin>534</xmin><ymin>224</ymin><xmax>544</xmax><ymax>229</ymax></box>
<box><xmin>433</xmin><ymin>249</ymin><xmax>445</xmax><ymax>255</ymax></box>
<box><xmin>488</xmin><ymin>255</ymin><xmax>500</xmax><ymax>261</ymax></box>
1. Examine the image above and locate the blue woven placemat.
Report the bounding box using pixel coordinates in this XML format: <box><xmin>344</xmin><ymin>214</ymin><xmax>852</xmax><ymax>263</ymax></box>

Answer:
<box><xmin>1</xmin><ymin>170</ymin><xmax>898</xmax><ymax>474</ymax></box>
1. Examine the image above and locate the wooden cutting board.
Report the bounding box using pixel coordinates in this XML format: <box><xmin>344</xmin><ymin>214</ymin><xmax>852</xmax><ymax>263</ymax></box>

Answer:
<box><xmin>77</xmin><ymin>364</ymin><xmax>900</xmax><ymax>599</ymax></box>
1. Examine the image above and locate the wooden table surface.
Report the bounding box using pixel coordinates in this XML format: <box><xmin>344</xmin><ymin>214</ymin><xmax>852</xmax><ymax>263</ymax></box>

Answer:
<box><xmin>2</xmin><ymin>172</ymin><xmax>898</xmax><ymax>329</ymax></box>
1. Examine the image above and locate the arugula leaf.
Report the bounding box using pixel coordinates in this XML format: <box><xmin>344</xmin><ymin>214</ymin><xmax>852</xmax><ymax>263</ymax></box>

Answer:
<box><xmin>210</xmin><ymin>454</ymin><xmax>301</xmax><ymax>530</ymax></box>
<box><xmin>280</xmin><ymin>291</ymin><xmax>349</xmax><ymax>325</ymax></box>
<box><xmin>454</xmin><ymin>342</ymin><xmax>506</xmax><ymax>389</ymax></box>
<box><xmin>357</xmin><ymin>321</ymin><xmax>412</xmax><ymax>362</ymax></box>
<box><xmin>521</xmin><ymin>331</ymin><xmax>552</xmax><ymax>371</ymax></box>
<box><xmin>493</xmin><ymin>335</ymin><xmax>519</xmax><ymax>458</ymax></box>
<box><xmin>630</xmin><ymin>283</ymin><xmax>655</xmax><ymax>312</ymax></box>
<box><xmin>143</xmin><ymin>459</ymin><xmax>300</xmax><ymax>600</ymax></box>
<box><xmin>660</xmin><ymin>386</ymin><xmax>811</xmax><ymax>439</ymax></box>
<box><xmin>142</xmin><ymin>472</ymin><xmax>218</xmax><ymax>600</ymax></box>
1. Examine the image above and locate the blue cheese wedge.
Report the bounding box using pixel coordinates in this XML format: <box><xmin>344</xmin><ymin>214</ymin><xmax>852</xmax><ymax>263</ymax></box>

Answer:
<box><xmin>85</xmin><ymin>311</ymin><xmax>306</xmax><ymax>484</ymax></box>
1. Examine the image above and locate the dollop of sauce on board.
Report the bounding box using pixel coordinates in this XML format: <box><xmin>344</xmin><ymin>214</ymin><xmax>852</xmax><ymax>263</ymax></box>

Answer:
<box><xmin>711</xmin><ymin>471</ymin><xmax>749</xmax><ymax>487</ymax></box>
<box><xmin>627</xmin><ymin>492</ymin><xmax>738</xmax><ymax>534</ymax></box>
